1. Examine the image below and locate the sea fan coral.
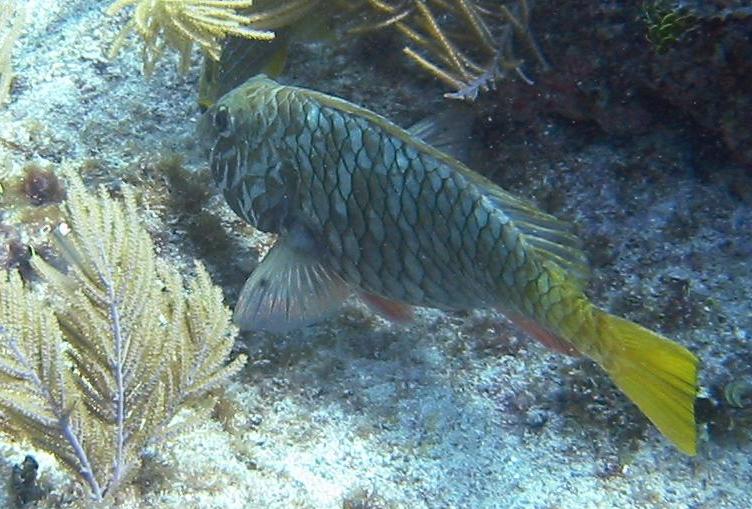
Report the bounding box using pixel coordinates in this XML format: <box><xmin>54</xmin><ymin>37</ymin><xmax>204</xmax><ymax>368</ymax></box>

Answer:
<box><xmin>106</xmin><ymin>0</ymin><xmax>275</xmax><ymax>75</ymax></box>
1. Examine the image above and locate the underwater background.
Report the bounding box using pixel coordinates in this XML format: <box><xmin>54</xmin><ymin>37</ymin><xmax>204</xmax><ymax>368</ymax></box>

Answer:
<box><xmin>0</xmin><ymin>1</ymin><xmax>751</xmax><ymax>507</ymax></box>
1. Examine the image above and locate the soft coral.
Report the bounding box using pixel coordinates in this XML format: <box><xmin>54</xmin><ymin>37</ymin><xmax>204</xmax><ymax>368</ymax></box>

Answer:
<box><xmin>106</xmin><ymin>0</ymin><xmax>275</xmax><ymax>75</ymax></box>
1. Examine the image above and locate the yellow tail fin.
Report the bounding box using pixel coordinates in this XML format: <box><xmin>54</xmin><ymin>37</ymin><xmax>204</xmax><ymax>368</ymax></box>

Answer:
<box><xmin>593</xmin><ymin>309</ymin><xmax>699</xmax><ymax>455</ymax></box>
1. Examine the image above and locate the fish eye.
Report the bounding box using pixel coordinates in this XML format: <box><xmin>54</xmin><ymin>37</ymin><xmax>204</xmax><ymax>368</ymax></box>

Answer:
<box><xmin>213</xmin><ymin>105</ymin><xmax>233</xmax><ymax>137</ymax></box>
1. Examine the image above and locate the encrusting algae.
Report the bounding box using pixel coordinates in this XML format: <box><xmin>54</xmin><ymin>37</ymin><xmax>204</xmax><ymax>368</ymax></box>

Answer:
<box><xmin>198</xmin><ymin>76</ymin><xmax>699</xmax><ymax>455</ymax></box>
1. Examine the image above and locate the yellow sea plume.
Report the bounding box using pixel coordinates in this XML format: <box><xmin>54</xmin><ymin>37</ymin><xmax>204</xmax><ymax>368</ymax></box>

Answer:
<box><xmin>106</xmin><ymin>0</ymin><xmax>275</xmax><ymax>75</ymax></box>
<box><xmin>0</xmin><ymin>170</ymin><xmax>246</xmax><ymax>501</ymax></box>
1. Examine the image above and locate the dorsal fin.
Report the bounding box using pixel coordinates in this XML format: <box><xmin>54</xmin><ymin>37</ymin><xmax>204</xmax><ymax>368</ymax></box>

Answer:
<box><xmin>436</xmin><ymin>159</ymin><xmax>591</xmax><ymax>285</ymax></box>
<box><xmin>482</xmin><ymin>185</ymin><xmax>591</xmax><ymax>286</ymax></box>
<box><xmin>407</xmin><ymin>105</ymin><xmax>475</xmax><ymax>164</ymax></box>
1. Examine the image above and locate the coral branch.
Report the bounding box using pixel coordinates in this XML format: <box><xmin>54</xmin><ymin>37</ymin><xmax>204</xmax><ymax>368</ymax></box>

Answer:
<box><xmin>352</xmin><ymin>0</ymin><xmax>548</xmax><ymax>100</ymax></box>
<box><xmin>106</xmin><ymin>0</ymin><xmax>275</xmax><ymax>75</ymax></box>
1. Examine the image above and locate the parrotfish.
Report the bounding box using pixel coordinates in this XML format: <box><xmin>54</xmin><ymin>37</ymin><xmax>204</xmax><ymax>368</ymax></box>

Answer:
<box><xmin>198</xmin><ymin>76</ymin><xmax>699</xmax><ymax>455</ymax></box>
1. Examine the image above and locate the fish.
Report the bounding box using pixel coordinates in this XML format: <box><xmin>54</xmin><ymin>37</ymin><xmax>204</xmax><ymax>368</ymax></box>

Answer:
<box><xmin>198</xmin><ymin>75</ymin><xmax>700</xmax><ymax>455</ymax></box>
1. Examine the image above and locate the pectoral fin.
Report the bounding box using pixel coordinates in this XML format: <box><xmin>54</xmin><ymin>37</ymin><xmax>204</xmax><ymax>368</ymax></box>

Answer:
<box><xmin>234</xmin><ymin>231</ymin><xmax>351</xmax><ymax>333</ymax></box>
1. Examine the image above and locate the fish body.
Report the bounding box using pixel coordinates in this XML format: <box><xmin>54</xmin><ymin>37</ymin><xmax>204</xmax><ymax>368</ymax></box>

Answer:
<box><xmin>199</xmin><ymin>76</ymin><xmax>699</xmax><ymax>455</ymax></box>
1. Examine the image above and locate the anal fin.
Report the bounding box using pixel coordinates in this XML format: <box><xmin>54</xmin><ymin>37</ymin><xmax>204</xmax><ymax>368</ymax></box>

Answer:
<box><xmin>359</xmin><ymin>292</ymin><xmax>414</xmax><ymax>323</ymax></box>
<box><xmin>504</xmin><ymin>311</ymin><xmax>579</xmax><ymax>356</ymax></box>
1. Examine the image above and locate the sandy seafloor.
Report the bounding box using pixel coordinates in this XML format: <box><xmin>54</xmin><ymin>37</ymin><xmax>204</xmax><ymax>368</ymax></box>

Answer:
<box><xmin>1</xmin><ymin>1</ymin><xmax>751</xmax><ymax>508</ymax></box>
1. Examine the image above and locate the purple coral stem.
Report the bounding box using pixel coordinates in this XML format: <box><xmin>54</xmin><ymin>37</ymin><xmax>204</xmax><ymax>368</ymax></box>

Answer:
<box><xmin>60</xmin><ymin>413</ymin><xmax>104</xmax><ymax>500</ymax></box>
<box><xmin>1</xmin><ymin>329</ymin><xmax>104</xmax><ymax>499</ymax></box>
<box><xmin>99</xmin><ymin>260</ymin><xmax>126</xmax><ymax>493</ymax></box>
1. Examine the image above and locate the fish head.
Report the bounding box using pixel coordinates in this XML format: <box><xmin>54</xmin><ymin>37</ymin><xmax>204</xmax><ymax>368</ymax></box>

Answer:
<box><xmin>197</xmin><ymin>75</ymin><xmax>298</xmax><ymax>233</ymax></box>
<box><xmin>197</xmin><ymin>75</ymin><xmax>282</xmax><ymax>158</ymax></box>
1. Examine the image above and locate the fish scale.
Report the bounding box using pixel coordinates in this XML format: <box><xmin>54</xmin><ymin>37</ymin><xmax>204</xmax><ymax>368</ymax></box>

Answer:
<box><xmin>199</xmin><ymin>76</ymin><xmax>700</xmax><ymax>455</ymax></box>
